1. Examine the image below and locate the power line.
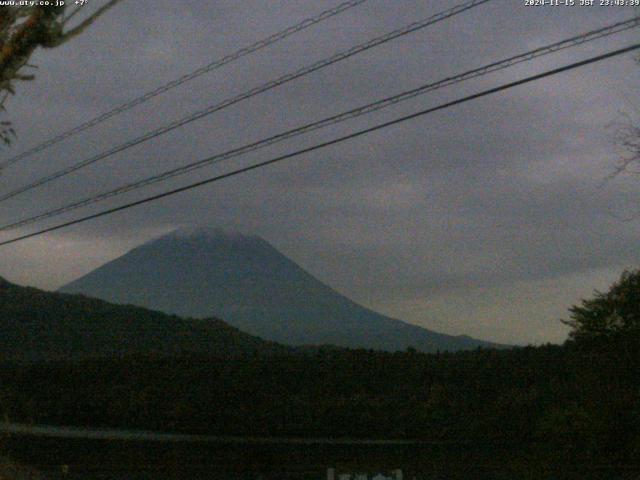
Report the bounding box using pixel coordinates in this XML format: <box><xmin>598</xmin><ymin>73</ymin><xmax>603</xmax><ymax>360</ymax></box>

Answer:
<box><xmin>0</xmin><ymin>0</ymin><xmax>370</xmax><ymax>170</ymax></box>
<box><xmin>0</xmin><ymin>0</ymin><xmax>493</xmax><ymax>202</ymax></box>
<box><xmin>0</xmin><ymin>42</ymin><xmax>637</xmax><ymax>248</ymax></box>
<box><xmin>2</xmin><ymin>17</ymin><xmax>638</xmax><ymax>233</ymax></box>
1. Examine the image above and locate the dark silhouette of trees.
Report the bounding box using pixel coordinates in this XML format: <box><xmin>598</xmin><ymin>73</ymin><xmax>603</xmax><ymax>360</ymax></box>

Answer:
<box><xmin>0</xmin><ymin>269</ymin><xmax>639</xmax><ymax>472</ymax></box>
<box><xmin>563</xmin><ymin>269</ymin><xmax>640</xmax><ymax>341</ymax></box>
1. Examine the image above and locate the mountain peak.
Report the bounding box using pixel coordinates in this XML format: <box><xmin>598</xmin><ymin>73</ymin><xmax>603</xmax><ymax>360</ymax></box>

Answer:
<box><xmin>138</xmin><ymin>226</ymin><xmax>265</xmax><ymax>252</ymax></box>
<box><xmin>60</xmin><ymin>229</ymin><xmax>501</xmax><ymax>352</ymax></box>
<box><xmin>171</xmin><ymin>225</ymin><xmax>247</xmax><ymax>239</ymax></box>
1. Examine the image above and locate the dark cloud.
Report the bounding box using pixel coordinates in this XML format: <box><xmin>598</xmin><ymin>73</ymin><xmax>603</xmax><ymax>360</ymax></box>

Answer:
<box><xmin>0</xmin><ymin>0</ymin><xmax>638</xmax><ymax>344</ymax></box>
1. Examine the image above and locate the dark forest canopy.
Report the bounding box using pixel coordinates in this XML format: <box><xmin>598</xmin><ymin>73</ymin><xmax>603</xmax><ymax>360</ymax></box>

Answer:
<box><xmin>0</xmin><ymin>269</ymin><xmax>639</xmax><ymax>468</ymax></box>
<box><xmin>1</xmin><ymin>338</ymin><xmax>639</xmax><ymax>466</ymax></box>
<box><xmin>0</xmin><ymin>275</ymin><xmax>289</xmax><ymax>361</ymax></box>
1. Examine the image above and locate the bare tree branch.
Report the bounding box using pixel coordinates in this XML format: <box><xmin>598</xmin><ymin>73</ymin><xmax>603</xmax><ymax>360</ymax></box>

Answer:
<box><xmin>62</xmin><ymin>5</ymin><xmax>84</xmax><ymax>26</ymax></box>
<box><xmin>47</xmin><ymin>0</ymin><xmax>123</xmax><ymax>47</ymax></box>
<box><xmin>0</xmin><ymin>1</ymin><xmax>122</xmax><ymax>147</ymax></box>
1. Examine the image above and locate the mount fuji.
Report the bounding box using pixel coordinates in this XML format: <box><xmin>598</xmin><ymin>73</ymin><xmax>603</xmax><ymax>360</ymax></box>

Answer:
<box><xmin>60</xmin><ymin>227</ymin><xmax>500</xmax><ymax>352</ymax></box>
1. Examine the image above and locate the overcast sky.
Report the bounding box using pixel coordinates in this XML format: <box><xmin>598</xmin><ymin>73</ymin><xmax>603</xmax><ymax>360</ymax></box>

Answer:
<box><xmin>0</xmin><ymin>0</ymin><xmax>638</xmax><ymax>345</ymax></box>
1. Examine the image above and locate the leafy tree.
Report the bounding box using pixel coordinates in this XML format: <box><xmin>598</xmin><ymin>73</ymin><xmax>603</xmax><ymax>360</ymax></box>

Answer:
<box><xmin>562</xmin><ymin>269</ymin><xmax>640</xmax><ymax>341</ymax></box>
<box><xmin>0</xmin><ymin>1</ymin><xmax>122</xmax><ymax>145</ymax></box>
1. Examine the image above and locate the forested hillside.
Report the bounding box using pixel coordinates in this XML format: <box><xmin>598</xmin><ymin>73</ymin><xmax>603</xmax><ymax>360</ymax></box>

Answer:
<box><xmin>1</xmin><ymin>270</ymin><xmax>639</xmax><ymax>471</ymax></box>
<box><xmin>2</xmin><ymin>337</ymin><xmax>638</xmax><ymax>466</ymax></box>
<box><xmin>0</xmin><ymin>276</ymin><xmax>287</xmax><ymax>361</ymax></box>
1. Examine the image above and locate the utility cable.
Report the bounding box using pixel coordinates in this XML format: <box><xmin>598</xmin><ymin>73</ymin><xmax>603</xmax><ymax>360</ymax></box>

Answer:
<box><xmin>0</xmin><ymin>42</ymin><xmax>637</xmax><ymax>247</ymax></box>
<box><xmin>0</xmin><ymin>0</ymin><xmax>492</xmax><ymax>201</ymax></box>
<box><xmin>0</xmin><ymin>0</ymin><xmax>371</xmax><ymax>170</ymax></box>
<box><xmin>1</xmin><ymin>17</ymin><xmax>637</xmax><ymax>232</ymax></box>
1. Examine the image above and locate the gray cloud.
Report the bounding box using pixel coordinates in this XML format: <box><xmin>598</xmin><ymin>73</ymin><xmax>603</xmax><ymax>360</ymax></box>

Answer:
<box><xmin>0</xmin><ymin>0</ymin><xmax>638</xmax><ymax>344</ymax></box>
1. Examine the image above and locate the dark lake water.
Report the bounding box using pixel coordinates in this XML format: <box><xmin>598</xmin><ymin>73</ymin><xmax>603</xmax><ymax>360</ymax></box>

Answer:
<box><xmin>2</xmin><ymin>424</ymin><xmax>639</xmax><ymax>480</ymax></box>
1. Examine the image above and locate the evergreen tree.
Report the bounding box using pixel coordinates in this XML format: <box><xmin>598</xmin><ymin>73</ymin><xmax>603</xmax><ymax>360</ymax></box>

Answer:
<box><xmin>563</xmin><ymin>269</ymin><xmax>640</xmax><ymax>341</ymax></box>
